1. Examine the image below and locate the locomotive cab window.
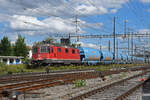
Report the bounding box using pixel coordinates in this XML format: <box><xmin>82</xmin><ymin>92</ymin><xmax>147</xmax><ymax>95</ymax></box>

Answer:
<box><xmin>80</xmin><ymin>51</ymin><xmax>84</xmax><ymax>53</ymax></box>
<box><xmin>72</xmin><ymin>49</ymin><xmax>75</xmax><ymax>54</ymax></box>
<box><xmin>51</xmin><ymin>47</ymin><xmax>53</xmax><ymax>53</ymax></box>
<box><xmin>65</xmin><ymin>49</ymin><xmax>69</xmax><ymax>53</ymax></box>
<box><xmin>32</xmin><ymin>47</ymin><xmax>38</xmax><ymax>53</ymax></box>
<box><xmin>48</xmin><ymin>48</ymin><xmax>50</xmax><ymax>53</ymax></box>
<box><xmin>58</xmin><ymin>48</ymin><xmax>61</xmax><ymax>52</ymax></box>
<box><xmin>40</xmin><ymin>46</ymin><xmax>50</xmax><ymax>53</ymax></box>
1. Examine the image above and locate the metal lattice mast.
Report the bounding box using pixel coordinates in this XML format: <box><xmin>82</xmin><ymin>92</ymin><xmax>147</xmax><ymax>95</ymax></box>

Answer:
<box><xmin>113</xmin><ymin>17</ymin><xmax>116</xmax><ymax>59</ymax></box>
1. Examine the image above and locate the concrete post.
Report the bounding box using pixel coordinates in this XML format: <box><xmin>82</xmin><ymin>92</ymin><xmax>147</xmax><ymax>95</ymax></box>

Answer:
<box><xmin>0</xmin><ymin>58</ymin><xmax>2</xmax><ymax>62</ymax></box>
<box><xmin>7</xmin><ymin>58</ymin><xmax>10</xmax><ymax>65</ymax></box>
<box><xmin>29</xmin><ymin>50</ymin><xmax>32</xmax><ymax>59</ymax></box>
<box><xmin>19</xmin><ymin>59</ymin><xmax>22</xmax><ymax>64</ymax></box>
<box><xmin>13</xmin><ymin>59</ymin><xmax>16</xmax><ymax>64</ymax></box>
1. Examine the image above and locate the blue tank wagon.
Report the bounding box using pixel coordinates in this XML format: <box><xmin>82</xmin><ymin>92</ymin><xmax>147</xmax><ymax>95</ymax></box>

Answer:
<box><xmin>121</xmin><ymin>54</ymin><xmax>128</xmax><ymax>64</ymax></box>
<box><xmin>127</xmin><ymin>56</ymin><xmax>133</xmax><ymax>64</ymax></box>
<box><xmin>78</xmin><ymin>47</ymin><xmax>103</xmax><ymax>65</ymax></box>
<box><xmin>135</xmin><ymin>57</ymin><xmax>144</xmax><ymax>63</ymax></box>
<box><xmin>101</xmin><ymin>51</ymin><xmax>114</xmax><ymax>64</ymax></box>
<box><xmin>114</xmin><ymin>54</ymin><xmax>123</xmax><ymax>64</ymax></box>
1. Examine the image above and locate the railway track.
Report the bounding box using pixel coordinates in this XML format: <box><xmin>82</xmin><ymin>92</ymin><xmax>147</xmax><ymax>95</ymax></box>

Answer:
<box><xmin>0</xmin><ymin>66</ymin><xmax>149</xmax><ymax>99</ymax></box>
<box><xmin>114</xmin><ymin>81</ymin><xmax>144</xmax><ymax>100</ymax></box>
<box><xmin>0</xmin><ymin>69</ymin><xmax>95</xmax><ymax>84</ymax></box>
<box><xmin>70</xmin><ymin>71</ymin><xmax>150</xmax><ymax>100</ymax></box>
<box><xmin>0</xmin><ymin>68</ymin><xmax>96</xmax><ymax>78</ymax></box>
<box><xmin>0</xmin><ymin>71</ymin><xmax>101</xmax><ymax>97</ymax></box>
<box><xmin>0</xmin><ymin>66</ymin><xmax>149</xmax><ymax>84</ymax></box>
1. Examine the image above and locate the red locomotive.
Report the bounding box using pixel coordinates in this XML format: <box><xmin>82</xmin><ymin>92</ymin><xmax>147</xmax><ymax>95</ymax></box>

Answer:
<box><xmin>31</xmin><ymin>44</ymin><xmax>81</xmax><ymax>66</ymax></box>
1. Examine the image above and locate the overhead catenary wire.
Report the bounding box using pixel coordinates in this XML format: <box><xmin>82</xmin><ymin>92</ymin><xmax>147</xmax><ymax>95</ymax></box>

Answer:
<box><xmin>126</xmin><ymin>0</ymin><xmax>150</xmax><ymax>49</ymax></box>
<box><xmin>38</xmin><ymin>0</ymin><xmax>113</xmax><ymax>38</ymax></box>
<box><xmin>19</xmin><ymin>0</ymin><xmax>119</xmax><ymax>36</ymax></box>
<box><xmin>126</xmin><ymin>0</ymin><xmax>148</xmax><ymax>28</ymax></box>
<box><xmin>60</xmin><ymin>0</ymin><xmax>113</xmax><ymax>33</ymax></box>
<box><xmin>86</xmin><ymin>0</ymin><xmax>125</xmax><ymax>34</ymax></box>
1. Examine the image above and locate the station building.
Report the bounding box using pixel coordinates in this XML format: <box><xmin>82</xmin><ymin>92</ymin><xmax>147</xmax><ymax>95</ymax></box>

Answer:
<box><xmin>0</xmin><ymin>56</ymin><xmax>24</xmax><ymax>65</ymax></box>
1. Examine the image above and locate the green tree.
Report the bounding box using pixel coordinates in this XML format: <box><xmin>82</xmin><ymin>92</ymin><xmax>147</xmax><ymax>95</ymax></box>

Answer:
<box><xmin>71</xmin><ymin>43</ymin><xmax>81</xmax><ymax>47</ymax></box>
<box><xmin>44</xmin><ymin>37</ymin><xmax>56</xmax><ymax>44</ymax></box>
<box><xmin>0</xmin><ymin>36</ymin><xmax>12</xmax><ymax>56</ymax></box>
<box><xmin>34</xmin><ymin>37</ymin><xmax>56</xmax><ymax>46</ymax></box>
<box><xmin>11</xmin><ymin>43</ymin><xmax>15</xmax><ymax>56</ymax></box>
<box><xmin>14</xmin><ymin>35</ymin><xmax>28</xmax><ymax>57</ymax></box>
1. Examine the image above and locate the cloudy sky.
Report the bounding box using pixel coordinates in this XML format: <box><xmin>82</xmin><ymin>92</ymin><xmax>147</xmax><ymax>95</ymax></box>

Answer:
<box><xmin>0</xmin><ymin>0</ymin><xmax>150</xmax><ymax>54</ymax></box>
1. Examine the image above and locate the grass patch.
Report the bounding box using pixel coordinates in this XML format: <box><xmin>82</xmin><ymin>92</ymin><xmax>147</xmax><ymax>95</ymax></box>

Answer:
<box><xmin>0</xmin><ymin>63</ymin><xmax>146</xmax><ymax>75</ymax></box>
<box><xmin>0</xmin><ymin>63</ymin><xmax>45</xmax><ymax>75</ymax></box>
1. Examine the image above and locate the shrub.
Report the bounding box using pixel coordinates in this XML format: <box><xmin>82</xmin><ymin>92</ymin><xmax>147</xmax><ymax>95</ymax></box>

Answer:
<box><xmin>74</xmin><ymin>79</ymin><xmax>86</xmax><ymax>88</ymax></box>
<box><xmin>0</xmin><ymin>62</ymin><xmax>6</xmax><ymax>67</ymax></box>
<box><xmin>122</xmin><ymin>72</ymin><xmax>126</xmax><ymax>77</ymax></box>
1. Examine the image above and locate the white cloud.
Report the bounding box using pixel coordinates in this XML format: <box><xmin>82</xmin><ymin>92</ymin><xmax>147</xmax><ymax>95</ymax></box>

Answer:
<box><xmin>77</xmin><ymin>41</ymin><xmax>107</xmax><ymax>50</ymax></box>
<box><xmin>11</xmin><ymin>15</ymin><xmax>45</xmax><ymax>30</ymax></box>
<box><xmin>9</xmin><ymin>34</ymin><xmax>18</xmax><ymax>44</ymax></box>
<box><xmin>110</xmin><ymin>9</ymin><xmax>118</xmax><ymax>13</ymax></box>
<box><xmin>7</xmin><ymin>15</ymin><xmax>102</xmax><ymax>36</ymax></box>
<box><xmin>140</xmin><ymin>0</ymin><xmax>150</xmax><ymax>3</ymax></box>
<box><xmin>0</xmin><ymin>0</ymin><xmax>128</xmax><ymax>17</ymax></box>
<box><xmin>76</xmin><ymin>4</ymin><xmax>107</xmax><ymax>15</ymax></box>
<box><xmin>43</xmin><ymin>17</ymin><xmax>75</xmax><ymax>33</ymax></box>
<box><xmin>147</xmin><ymin>9</ymin><xmax>150</xmax><ymax>12</ymax></box>
<box><xmin>137</xmin><ymin>29</ymin><xmax>150</xmax><ymax>33</ymax></box>
<box><xmin>78</xmin><ymin>19</ymin><xmax>103</xmax><ymax>29</ymax></box>
<box><xmin>9</xmin><ymin>15</ymin><xmax>75</xmax><ymax>35</ymax></box>
<box><xmin>0</xmin><ymin>0</ymin><xmax>128</xmax><ymax>37</ymax></box>
<box><xmin>73</xmin><ymin>0</ymin><xmax>128</xmax><ymax>16</ymax></box>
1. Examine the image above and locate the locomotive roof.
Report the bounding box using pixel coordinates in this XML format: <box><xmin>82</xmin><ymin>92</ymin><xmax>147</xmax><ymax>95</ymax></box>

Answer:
<box><xmin>78</xmin><ymin>47</ymin><xmax>101</xmax><ymax>51</ymax></box>
<box><xmin>33</xmin><ymin>43</ymin><xmax>78</xmax><ymax>49</ymax></box>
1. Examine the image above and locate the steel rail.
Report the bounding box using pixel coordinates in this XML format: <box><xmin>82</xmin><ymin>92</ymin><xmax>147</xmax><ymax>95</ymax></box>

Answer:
<box><xmin>70</xmin><ymin>71</ymin><xmax>149</xmax><ymax>100</ymax></box>
<box><xmin>0</xmin><ymin>71</ymin><xmax>99</xmax><ymax>97</ymax></box>
<box><xmin>0</xmin><ymin>66</ymin><xmax>149</xmax><ymax>84</ymax></box>
<box><xmin>114</xmin><ymin>82</ymin><xmax>144</xmax><ymax>100</ymax></box>
<box><xmin>0</xmin><ymin>68</ymin><xmax>95</xmax><ymax>78</ymax></box>
<box><xmin>0</xmin><ymin>66</ymin><xmax>149</xmax><ymax>98</ymax></box>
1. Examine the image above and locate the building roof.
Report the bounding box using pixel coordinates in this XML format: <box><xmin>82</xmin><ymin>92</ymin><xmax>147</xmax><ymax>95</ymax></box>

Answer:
<box><xmin>27</xmin><ymin>46</ymin><xmax>32</xmax><ymax>50</ymax></box>
<box><xmin>0</xmin><ymin>56</ymin><xmax>24</xmax><ymax>59</ymax></box>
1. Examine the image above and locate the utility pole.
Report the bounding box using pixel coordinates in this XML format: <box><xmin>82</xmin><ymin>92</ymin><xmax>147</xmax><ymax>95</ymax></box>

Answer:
<box><xmin>99</xmin><ymin>38</ymin><xmax>102</xmax><ymax>50</ymax></box>
<box><xmin>74</xmin><ymin>15</ymin><xmax>80</xmax><ymax>42</ymax></box>
<box><xmin>117</xmin><ymin>40</ymin><xmax>118</xmax><ymax>59</ymax></box>
<box><xmin>68</xmin><ymin>33</ymin><xmax>71</xmax><ymax>45</ymax></box>
<box><xmin>134</xmin><ymin>44</ymin><xmax>136</xmax><ymax>55</ymax></box>
<box><xmin>131</xmin><ymin>32</ymin><xmax>133</xmax><ymax>55</ymax></box>
<box><xmin>113</xmin><ymin>17</ymin><xmax>116</xmax><ymax>59</ymax></box>
<box><xmin>124</xmin><ymin>20</ymin><xmax>128</xmax><ymax>38</ymax></box>
<box><xmin>108</xmin><ymin>40</ymin><xmax>110</xmax><ymax>52</ymax></box>
<box><xmin>128</xmin><ymin>32</ymin><xmax>130</xmax><ymax>56</ymax></box>
<box><xmin>144</xmin><ymin>44</ymin><xmax>146</xmax><ymax>63</ymax></box>
<box><xmin>131</xmin><ymin>32</ymin><xmax>133</xmax><ymax>61</ymax></box>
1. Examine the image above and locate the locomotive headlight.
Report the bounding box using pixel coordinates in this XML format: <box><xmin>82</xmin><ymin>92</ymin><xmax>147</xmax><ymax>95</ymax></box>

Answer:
<box><xmin>38</xmin><ymin>54</ymin><xmax>40</xmax><ymax>58</ymax></box>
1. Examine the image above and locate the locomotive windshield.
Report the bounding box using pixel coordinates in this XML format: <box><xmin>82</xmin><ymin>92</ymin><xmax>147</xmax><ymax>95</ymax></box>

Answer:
<box><xmin>40</xmin><ymin>46</ymin><xmax>50</xmax><ymax>53</ymax></box>
<box><xmin>32</xmin><ymin>47</ymin><xmax>38</xmax><ymax>53</ymax></box>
